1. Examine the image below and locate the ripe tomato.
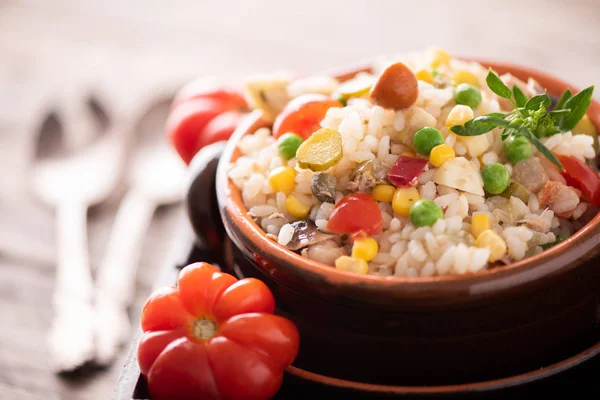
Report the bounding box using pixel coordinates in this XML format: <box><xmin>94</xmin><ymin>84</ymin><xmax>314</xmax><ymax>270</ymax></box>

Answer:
<box><xmin>173</xmin><ymin>77</ymin><xmax>247</xmax><ymax>111</ymax></box>
<box><xmin>166</xmin><ymin>99</ymin><xmax>226</xmax><ymax>164</ymax></box>
<box><xmin>197</xmin><ymin>110</ymin><xmax>247</xmax><ymax>150</ymax></box>
<box><xmin>556</xmin><ymin>154</ymin><xmax>600</xmax><ymax>206</ymax></box>
<box><xmin>138</xmin><ymin>263</ymin><xmax>299</xmax><ymax>400</ymax></box>
<box><xmin>327</xmin><ymin>193</ymin><xmax>383</xmax><ymax>235</ymax></box>
<box><xmin>168</xmin><ymin>78</ymin><xmax>249</xmax><ymax>165</ymax></box>
<box><xmin>272</xmin><ymin>94</ymin><xmax>343</xmax><ymax>140</ymax></box>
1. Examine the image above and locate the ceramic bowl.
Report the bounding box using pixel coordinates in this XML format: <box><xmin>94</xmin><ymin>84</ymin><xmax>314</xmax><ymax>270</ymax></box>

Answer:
<box><xmin>190</xmin><ymin>59</ymin><xmax>600</xmax><ymax>388</ymax></box>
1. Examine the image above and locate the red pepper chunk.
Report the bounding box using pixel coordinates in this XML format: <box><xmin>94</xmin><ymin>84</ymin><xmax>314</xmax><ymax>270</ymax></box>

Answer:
<box><xmin>388</xmin><ymin>156</ymin><xmax>429</xmax><ymax>187</ymax></box>
<box><xmin>556</xmin><ymin>154</ymin><xmax>600</xmax><ymax>206</ymax></box>
<box><xmin>327</xmin><ymin>193</ymin><xmax>383</xmax><ymax>235</ymax></box>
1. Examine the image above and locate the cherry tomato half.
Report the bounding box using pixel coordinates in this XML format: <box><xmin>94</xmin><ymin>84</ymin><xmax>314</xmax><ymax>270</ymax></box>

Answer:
<box><xmin>327</xmin><ymin>193</ymin><xmax>383</xmax><ymax>235</ymax></box>
<box><xmin>138</xmin><ymin>262</ymin><xmax>299</xmax><ymax>400</ymax></box>
<box><xmin>272</xmin><ymin>94</ymin><xmax>343</xmax><ymax>140</ymax></box>
<box><xmin>556</xmin><ymin>154</ymin><xmax>600</xmax><ymax>206</ymax></box>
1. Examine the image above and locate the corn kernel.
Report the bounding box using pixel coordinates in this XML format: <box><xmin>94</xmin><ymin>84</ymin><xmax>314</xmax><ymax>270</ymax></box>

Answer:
<box><xmin>471</xmin><ymin>214</ymin><xmax>491</xmax><ymax>238</ymax></box>
<box><xmin>429</xmin><ymin>144</ymin><xmax>455</xmax><ymax>167</ymax></box>
<box><xmin>335</xmin><ymin>256</ymin><xmax>369</xmax><ymax>274</ymax></box>
<box><xmin>573</xmin><ymin>115</ymin><xmax>597</xmax><ymax>137</ymax></box>
<box><xmin>475</xmin><ymin>229</ymin><xmax>507</xmax><ymax>262</ymax></box>
<box><xmin>352</xmin><ymin>237</ymin><xmax>378</xmax><ymax>261</ymax></box>
<box><xmin>452</xmin><ymin>70</ymin><xmax>479</xmax><ymax>87</ymax></box>
<box><xmin>372</xmin><ymin>184</ymin><xmax>396</xmax><ymax>202</ymax></box>
<box><xmin>285</xmin><ymin>195</ymin><xmax>311</xmax><ymax>219</ymax></box>
<box><xmin>401</xmin><ymin>151</ymin><xmax>416</xmax><ymax>157</ymax></box>
<box><xmin>268</xmin><ymin>166</ymin><xmax>296</xmax><ymax>195</ymax></box>
<box><xmin>446</xmin><ymin>105</ymin><xmax>474</xmax><ymax>129</ymax></box>
<box><xmin>392</xmin><ymin>187</ymin><xmax>420</xmax><ymax>216</ymax></box>
<box><xmin>415</xmin><ymin>69</ymin><xmax>434</xmax><ymax>84</ymax></box>
<box><xmin>428</xmin><ymin>47</ymin><xmax>451</xmax><ymax>69</ymax></box>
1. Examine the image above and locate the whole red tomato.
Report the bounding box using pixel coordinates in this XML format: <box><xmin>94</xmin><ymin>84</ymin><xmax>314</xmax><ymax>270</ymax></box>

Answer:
<box><xmin>138</xmin><ymin>262</ymin><xmax>299</xmax><ymax>400</ymax></box>
<box><xmin>272</xmin><ymin>94</ymin><xmax>343</xmax><ymax>140</ymax></box>
<box><xmin>173</xmin><ymin>77</ymin><xmax>247</xmax><ymax>110</ymax></box>
<box><xmin>197</xmin><ymin>110</ymin><xmax>247</xmax><ymax>151</ymax></box>
<box><xmin>166</xmin><ymin>99</ymin><xmax>226</xmax><ymax>164</ymax></box>
<box><xmin>167</xmin><ymin>78</ymin><xmax>249</xmax><ymax>165</ymax></box>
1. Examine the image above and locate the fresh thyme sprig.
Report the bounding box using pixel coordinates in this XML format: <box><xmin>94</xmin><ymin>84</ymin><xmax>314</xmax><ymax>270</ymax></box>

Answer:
<box><xmin>450</xmin><ymin>69</ymin><xmax>595</xmax><ymax>170</ymax></box>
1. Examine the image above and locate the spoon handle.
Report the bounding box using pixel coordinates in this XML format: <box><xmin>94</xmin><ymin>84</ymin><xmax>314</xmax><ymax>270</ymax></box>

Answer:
<box><xmin>94</xmin><ymin>189</ymin><xmax>156</xmax><ymax>365</ymax></box>
<box><xmin>48</xmin><ymin>201</ymin><xmax>95</xmax><ymax>371</ymax></box>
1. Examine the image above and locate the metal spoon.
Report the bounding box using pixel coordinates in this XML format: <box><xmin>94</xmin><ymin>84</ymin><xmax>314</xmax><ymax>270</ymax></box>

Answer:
<box><xmin>31</xmin><ymin>94</ymin><xmax>125</xmax><ymax>372</ymax></box>
<box><xmin>94</xmin><ymin>95</ymin><xmax>187</xmax><ymax>365</ymax></box>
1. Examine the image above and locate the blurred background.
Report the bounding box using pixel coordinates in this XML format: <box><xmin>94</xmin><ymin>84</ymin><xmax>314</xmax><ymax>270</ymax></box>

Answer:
<box><xmin>1</xmin><ymin>0</ymin><xmax>599</xmax><ymax>398</ymax></box>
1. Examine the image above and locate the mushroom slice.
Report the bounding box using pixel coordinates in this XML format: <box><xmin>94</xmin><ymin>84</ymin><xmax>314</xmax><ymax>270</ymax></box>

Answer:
<box><xmin>286</xmin><ymin>220</ymin><xmax>339</xmax><ymax>251</ymax></box>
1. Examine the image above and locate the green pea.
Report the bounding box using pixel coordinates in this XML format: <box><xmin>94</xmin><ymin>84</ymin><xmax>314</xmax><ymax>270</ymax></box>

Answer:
<box><xmin>504</xmin><ymin>135</ymin><xmax>532</xmax><ymax>164</ymax></box>
<box><xmin>413</xmin><ymin>127</ymin><xmax>444</xmax><ymax>155</ymax></box>
<box><xmin>455</xmin><ymin>83</ymin><xmax>482</xmax><ymax>109</ymax></box>
<box><xmin>481</xmin><ymin>163</ymin><xmax>510</xmax><ymax>195</ymax></box>
<box><xmin>409</xmin><ymin>199</ymin><xmax>444</xmax><ymax>227</ymax></box>
<box><xmin>277</xmin><ymin>133</ymin><xmax>304</xmax><ymax>160</ymax></box>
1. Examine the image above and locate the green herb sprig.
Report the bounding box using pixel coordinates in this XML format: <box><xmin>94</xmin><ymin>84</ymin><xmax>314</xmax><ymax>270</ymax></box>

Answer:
<box><xmin>450</xmin><ymin>69</ymin><xmax>594</xmax><ymax>170</ymax></box>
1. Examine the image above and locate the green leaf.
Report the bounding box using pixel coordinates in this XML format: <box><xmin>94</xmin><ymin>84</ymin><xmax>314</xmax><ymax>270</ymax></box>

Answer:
<box><xmin>451</xmin><ymin>116</ymin><xmax>508</xmax><ymax>136</ymax></box>
<box><xmin>560</xmin><ymin>86</ymin><xmax>595</xmax><ymax>131</ymax></box>
<box><xmin>555</xmin><ymin>89</ymin><xmax>572</xmax><ymax>111</ymax></box>
<box><xmin>486</xmin><ymin>69</ymin><xmax>513</xmax><ymax>99</ymax></box>
<box><xmin>485</xmin><ymin>112</ymin><xmax>508</xmax><ymax>118</ymax></box>
<box><xmin>473</xmin><ymin>116</ymin><xmax>510</xmax><ymax>127</ymax></box>
<box><xmin>449</xmin><ymin>125</ymin><xmax>466</xmax><ymax>136</ymax></box>
<box><xmin>525</xmin><ymin>93</ymin><xmax>551</xmax><ymax>111</ymax></box>
<box><xmin>521</xmin><ymin>128</ymin><xmax>564</xmax><ymax>170</ymax></box>
<box><xmin>549</xmin><ymin>109</ymin><xmax>571</xmax><ymax>118</ymax></box>
<box><xmin>512</xmin><ymin>86</ymin><xmax>528</xmax><ymax>107</ymax></box>
<box><xmin>502</xmin><ymin>127</ymin><xmax>518</xmax><ymax>140</ymax></box>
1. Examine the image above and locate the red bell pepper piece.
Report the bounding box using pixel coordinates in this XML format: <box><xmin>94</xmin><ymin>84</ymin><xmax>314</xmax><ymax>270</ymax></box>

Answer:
<box><xmin>388</xmin><ymin>155</ymin><xmax>428</xmax><ymax>187</ymax></box>
<box><xmin>556</xmin><ymin>154</ymin><xmax>600</xmax><ymax>206</ymax></box>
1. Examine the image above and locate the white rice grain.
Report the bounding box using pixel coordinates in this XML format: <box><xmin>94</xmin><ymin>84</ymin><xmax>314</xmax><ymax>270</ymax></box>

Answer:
<box><xmin>408</xmin><ymin>240</ymin><xmax>427</xmax><ymax>262</ymax></box>
<box><xmin>278</xmin><ymin>224</ymin><xmax>294</xmax><ymax>246</ymax></box>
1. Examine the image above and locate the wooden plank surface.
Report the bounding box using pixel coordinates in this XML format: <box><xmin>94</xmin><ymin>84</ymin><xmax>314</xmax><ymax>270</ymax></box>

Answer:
<box><xmin>1</xmin><ymin>1</ymin><xmax>599</xmax><ymax>399</ymax></box>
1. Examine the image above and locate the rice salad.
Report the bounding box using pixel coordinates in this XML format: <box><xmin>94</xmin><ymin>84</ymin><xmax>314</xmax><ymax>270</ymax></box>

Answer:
<box><xmin>229</xmin><ymin>48</ymin><xmax>599</xmax><ymax>277</ymax></box>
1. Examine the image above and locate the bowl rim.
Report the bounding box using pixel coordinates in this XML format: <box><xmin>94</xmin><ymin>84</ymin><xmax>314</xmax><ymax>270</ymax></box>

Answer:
<box><xmin>216</xmin><ymin>57</ymin><xmax>600</xmax><ymax>290</ymax></box>
<box><xmin>283</xmin><ymin>339</ymin><xmax>600</xmax><ymax>394</ymax></box>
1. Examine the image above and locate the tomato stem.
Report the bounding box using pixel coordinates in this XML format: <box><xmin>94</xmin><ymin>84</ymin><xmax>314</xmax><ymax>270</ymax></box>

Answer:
<box><xmin>193</xmin><ymin>318</ymin><xmax>216</xmax><ymax>341</ymax></box>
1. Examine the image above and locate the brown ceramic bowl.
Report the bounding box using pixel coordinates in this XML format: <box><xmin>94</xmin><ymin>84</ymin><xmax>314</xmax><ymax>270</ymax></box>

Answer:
<box><xmin>210</xmin><ymin>59</ymin><xmax>600</xmax><ymax>388</ymax></box>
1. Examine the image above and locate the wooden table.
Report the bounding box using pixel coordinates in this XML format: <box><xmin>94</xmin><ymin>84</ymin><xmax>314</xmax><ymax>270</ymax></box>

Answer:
<box><xmin>1</xmin><ymin>1</ymin><xmax>599</xmax><ymax>398</ymax></box>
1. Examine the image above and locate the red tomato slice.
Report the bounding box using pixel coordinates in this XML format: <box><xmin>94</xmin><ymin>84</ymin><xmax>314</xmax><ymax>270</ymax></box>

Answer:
<box><xmin>327</xmin><ymin>193</ymin><xmax>383</xmax><ymax>235</ymax></box>
<box><xmin>556</xmin><ymin>154</ymin><xmax>600</xmax><ymax>206</ymax></box>
<box><xmin>173</xmin><ymin>77</ymin><xmax>247</xmax><ymax>110</ymax></box>
<box><xmin>388</xmin><ymin>156</ymin><xmax>429</xmax><ymax>187</ymax></box>
<box><xmin>197</xmin><ymin>111</ymin><xmax>247</xmax><ymax>151</ymax></box>
<box><xmin>166</xmin><ymin>99</ymin><xmax>225</xmax><ymax>164</ymax></box>
<box><xmin>272</xmin><ymin>94</ymin><xmax>343</xmax><ymax>140</ymax></box>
